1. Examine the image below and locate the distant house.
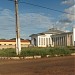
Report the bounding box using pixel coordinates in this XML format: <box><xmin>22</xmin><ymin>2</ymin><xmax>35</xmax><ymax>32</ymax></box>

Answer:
<box><xmin>30</xmin><ymin>28</ymin><xmax>65</xmax><ymax>47</ymax></box>
<box><xmin>0</xmin><ymin>40</ymin><xmax>30</xmax><ymax>49</ymax></box>
<box><xmin>30</xmin><ymin>27</ymin><xmax>75</xmax><ymax>47</ymax></box>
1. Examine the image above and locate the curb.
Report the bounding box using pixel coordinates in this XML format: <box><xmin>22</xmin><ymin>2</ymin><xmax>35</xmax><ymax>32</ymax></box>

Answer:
<box><xmin>0</xmin><ymin>54</ymin><xmax>74</xmax><ymax>60</ymax></box>
<box><xmin>0</xmin><ymin>56</ymin><xmax>41</xmax><ymax>60</ymax></box>
<box><xmin>71</xmin><ymin>53</ymin><xmax>75</xmax><ymax>56</ymax></box>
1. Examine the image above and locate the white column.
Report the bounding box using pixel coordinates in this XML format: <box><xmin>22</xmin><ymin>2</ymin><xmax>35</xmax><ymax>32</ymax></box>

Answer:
<box><xmin>40</xmin><ymin>37</ymin><xmax>41</xmax><ymax>47</ymax></box>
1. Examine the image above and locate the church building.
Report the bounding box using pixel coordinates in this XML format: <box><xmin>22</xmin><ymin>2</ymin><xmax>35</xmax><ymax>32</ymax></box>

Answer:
<box><xmin>30</xmin><ymin>27</ymin><xmax>75</xmax><ymax>47</ymax></box>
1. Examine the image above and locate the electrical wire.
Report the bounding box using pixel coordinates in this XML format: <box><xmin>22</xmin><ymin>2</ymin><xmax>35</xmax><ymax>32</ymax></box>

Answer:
<box><xmin>19</xmin><ymin>1</ymin><xmax>74</xmax><ymax>15</ymax></box>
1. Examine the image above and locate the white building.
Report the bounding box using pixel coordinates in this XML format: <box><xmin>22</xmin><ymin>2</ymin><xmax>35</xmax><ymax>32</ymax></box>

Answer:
<box><xmin>30</xmin><ymin>27</ymin><xmax>75</xmax><ymax>47</ymax></box>
<box><xmin>30</xmin><ymin>28</ymin><xmax>64</xmax><ymax>47</ymax></box>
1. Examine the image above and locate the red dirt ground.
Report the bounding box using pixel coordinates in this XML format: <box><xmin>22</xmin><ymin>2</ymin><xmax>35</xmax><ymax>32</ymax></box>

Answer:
<box><xmin>0</xmin><ymin>56</ymin><xmax>75</xmax><ymax>75</ymax></box>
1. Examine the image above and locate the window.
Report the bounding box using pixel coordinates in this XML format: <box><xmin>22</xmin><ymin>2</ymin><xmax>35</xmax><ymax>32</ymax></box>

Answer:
<box><xmin>70</xmin><ymin>35</ymin><xmax>72</xmax><ymax>45</ymax></box>
<box><xmin>52</xmin><ymin>38</ymin><xmax>53</xmax><ymax>45</ymax></box>
<box><xmin>9</xmin><ymin>44</ymin><xmax>12</xmax><ymax>45</ymax></box>
<box><xmin>55</xmin><ymin>37</ymin><xmax>57</xmax><ymax>46</ymax></box>
<box><xmin>44</xmin><ymin>38</ymin><xmax>45</xmax><ymax>45</ymax></box>
<box><xmin>46</xmin><ymin>38</ymin><xmax>48</xmax><ymax>46</ymax></box>
<box><xmin>60</xmin><ymin>37</ymin><xmax>61</xmax><ymax>46</ymax></box>
<box><xmin>49</xmin><ymin>38</ymin><xmax>50</xmax><ymax>44</ymax></box>
<box><xmin>34</xmin><ymin>38</ymin><xmax>36</xmax><ymax>46</ymax></box>
<box><xmin>62</xmin><ymin>37</ymin><xmax>63</xmax><ymax>46</ymax></box>
<box><xmin>74</xmin><ymin>41</ymin><xmax>75</xmax><ymax>46</ymax></box>
<box><xmin>64</xmin><ymin>36</ymin><xmax>66</xmax><ymax>46</ymax></box>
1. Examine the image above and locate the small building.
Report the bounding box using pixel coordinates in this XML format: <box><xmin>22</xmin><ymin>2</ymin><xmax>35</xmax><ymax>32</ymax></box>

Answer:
<box><xmin>0</xmin><ymin>40</ymin><xmax>30</xmax><ymax>49</ymax></box>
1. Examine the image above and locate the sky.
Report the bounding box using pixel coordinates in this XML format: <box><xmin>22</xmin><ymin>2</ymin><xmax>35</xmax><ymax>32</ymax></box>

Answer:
<box><xmin>0</xmin><ymin>0</ymin><xmax>75</xmax><ymax>39</ymax></box>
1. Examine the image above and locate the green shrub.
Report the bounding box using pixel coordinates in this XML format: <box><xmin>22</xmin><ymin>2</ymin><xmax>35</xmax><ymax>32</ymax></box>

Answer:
<box><xmin>0</xmin><ymin>47</ymin><xmax>74</xmax><ymax>57</ymax></box>
<box><xmin>21</xmin><ymin>47</ymin><xmax>72</xmax><ymax>57</ymax></box>
<box><xmin>0</xmin><ymin>48</ymin><xmax>16</xmax><ymax>57</ymax></box>
<box><xmin>21</xmin><ymin>47</ymin><xmax>48</xmax><ymax>57</ymax></box>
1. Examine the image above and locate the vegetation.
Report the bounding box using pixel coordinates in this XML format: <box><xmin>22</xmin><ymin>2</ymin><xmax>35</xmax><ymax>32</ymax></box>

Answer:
<box><xmin>0</xmin><ymin>48</ymin><xmax>16</xmax><ymax>57</ymax></box>
<box><xmin>0</xmin><ymin>47</ymin><xmax>74</xmax><ymax>57</ymax></box>
<box><xmin>21</xmin><ymin>47</ymin><xmax>74</xmax><ymax>57</ymax></box>
<box><xmin>0</xmin><ymin>38</ymin><xmax>6</xmax><ymax>40</ymax></box>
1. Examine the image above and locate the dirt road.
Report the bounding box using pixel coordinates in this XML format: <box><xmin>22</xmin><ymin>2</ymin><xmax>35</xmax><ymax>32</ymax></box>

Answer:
<box><xmin>0</xmin><ymin>56</ymin><xmax>75</xmax><ymax>75</ymax></box>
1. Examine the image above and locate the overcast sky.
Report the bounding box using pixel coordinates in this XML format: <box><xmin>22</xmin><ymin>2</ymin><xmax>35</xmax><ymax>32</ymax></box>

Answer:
<box><xmin>0</xmin><ymin>0</ymin><xmax>75</xmax><ymax>39</ymax></box>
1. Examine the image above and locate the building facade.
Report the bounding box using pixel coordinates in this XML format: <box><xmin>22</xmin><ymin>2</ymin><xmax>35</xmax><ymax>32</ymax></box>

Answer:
<box><xmin>30</xmin><ymin>34</ymin><xmax>52</xmax><ymax>47</ymax></box>
<box><xmin>0</xmin><ymin>40</ymin><xmax>30</xmax><ymax>49</ymax></box>
<box><xmin>30</xmin><ymin>28</ymin><xmax>65</xmax><ymax>47</ymax></box>
<box><xmin>51</xmin><ymin>32</ymin><xmax>73</xmax><ymax>47</ymax></box>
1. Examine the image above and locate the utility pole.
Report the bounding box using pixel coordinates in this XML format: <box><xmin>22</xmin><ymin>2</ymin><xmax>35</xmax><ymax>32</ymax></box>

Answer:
<box><xmin>14</xmin><ymin>0</ymin><xmax>21</xmax><ymax>55</ymax></box>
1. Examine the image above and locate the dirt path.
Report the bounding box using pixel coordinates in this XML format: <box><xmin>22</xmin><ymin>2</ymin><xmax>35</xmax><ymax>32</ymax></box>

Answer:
<box><xmin>0</xmin><ymin>56</ymin><xmax>75</xmax><ymax>75</ymax></box>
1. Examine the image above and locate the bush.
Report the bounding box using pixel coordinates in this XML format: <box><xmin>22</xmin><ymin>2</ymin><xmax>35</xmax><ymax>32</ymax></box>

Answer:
<box><xmin>0</xmin><ymin>48</ymin><xmax>16</xmax><ymax>57</ymax></box>
<box><xmin>21</xmin><ymin>47</ymin><xmax>72</xmax><ymax>57</ymax></box>
<box><xmin>21</xmin><ymin>47</ymin><xmax>49</xmax><ymax>57</ymax></box>
<box><xmin>0</xmin><ymin>47</ymin><xmax>74</xmax><ymax>57</ymax></box>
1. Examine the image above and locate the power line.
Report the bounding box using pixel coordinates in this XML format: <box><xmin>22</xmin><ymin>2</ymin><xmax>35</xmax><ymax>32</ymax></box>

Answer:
<box><xmin>19</xmin><ymin>1</ymin><xmax>74</xmax><ymax>15</ymax></box>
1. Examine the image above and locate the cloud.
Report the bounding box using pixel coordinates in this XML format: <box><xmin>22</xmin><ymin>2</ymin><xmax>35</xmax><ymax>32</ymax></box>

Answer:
<box><xmin>0</xmin><ymin>9</ymin><xmax>53</xmax><ymax>39</ymax></box>
<box><xmin>55</xmin><ymin>20</ymin><xmax>70</xmax><ymax>31</ymax></box>
<box><xmin>20</xmin><ymin>13</ymin><xmax>53</xmax><ymax>29</ymax></box>
<box><xmin>59</xmin><ymin>19</ymin><xmax>72</xmax><ymax>23</ymax></box>
<box><xmin>62</xmin><ymin>0</ymin><xmax>75</xmax><ymax>5</ymax></box>
<box><xmin>62</xmin><ymin>0</ymin><xmax>75</xmax><ymax>21</ymax></box>
<box><xmin>64</xmin><ymin>5</ymin><xmax>75</xmax><ymax>21</ymax></box>
<box><xmin>57</xmin><ymin>0</ymin><xmax>75</xmax><ymax>31</ymax></box>
<box><xmin>0</xmin><ymin>9</ymin><xmax>15</xmax><ymax>39</ymax></box>
<box><xmin>20</xmin><ymin>13</ymin><xmax>54</xmax><ymax>38</ymax></box>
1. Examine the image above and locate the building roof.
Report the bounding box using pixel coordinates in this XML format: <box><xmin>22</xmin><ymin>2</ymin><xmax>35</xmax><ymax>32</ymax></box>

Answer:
<box><xmin>29</xmin><ymin>33</ymin><xmax>45</xmax><ymax>37</ymax></box>
<box><xmin>51</xmin><ymin>32</ymin><xmax>73</xmax><ymax>36</ymax></box>
<box><xmin>30</xmin><ymin>28</ymin><xmax>65</xmax><ymax>37</ymax></box>
<box><xmin>42</xmin><ymin>28</ymin><xmax>65</xmax><ymax>34</ymax></box>
<box><xmin>0</xmin><ymin>40</ymin><xmax>31</xmax><ymax>42</ymax></box>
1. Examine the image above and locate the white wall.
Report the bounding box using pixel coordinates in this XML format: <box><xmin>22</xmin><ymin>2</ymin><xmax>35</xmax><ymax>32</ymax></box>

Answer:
<box><xmin>73</xmin><ymin>27</ymin><xmax>75</xmax><ymax>46</ymax></box>
<box><xmin>38</xmin><ymin>34</ymin><xmax>52</xmax><ymax>47</ymax></box>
